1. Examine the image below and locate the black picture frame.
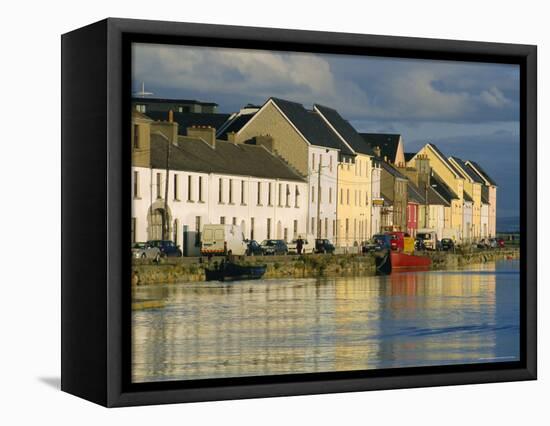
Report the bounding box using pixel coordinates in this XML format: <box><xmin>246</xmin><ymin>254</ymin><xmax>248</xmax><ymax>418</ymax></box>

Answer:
<box><xmin>61</xmin><ymin>17</ymin><xmax>537</xmax><ymax>407</ymax></box>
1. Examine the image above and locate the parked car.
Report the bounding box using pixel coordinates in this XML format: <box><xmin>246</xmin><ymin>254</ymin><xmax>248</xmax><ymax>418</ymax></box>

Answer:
<box><xmin>260</xmin><ymin>239</ymin><xmax>288</xmax><ymax>255</ymax></box>
<box><xmin>363</xmin><ymin>234</ymin><xmax>392</xmax><ymax>252</ymax></box>
<box><xmin>147</xmin><ymin>240</ymin><xmax>182</xmax><ymax>257</ymax></box>
<box><xmin>245</xmin><ymin>239</ymin><xmax>263</xmax><ymax>256</ymax></box>
<box><xmin>440</xmin><ymin>238</ymin><xmax>455</xmax><ymax>251</ymax></box>
<box><xmin>132</xmin><ymin>242</ymin><xmax>161</xmax><ymax>261</ymax></box>
<box><xmin>315</xmin><ymin>239</ymin><xmax>335</xmax><ymax>254</ymax></box>
<box><xmin>201</xmin><ymin>224</ymin><xmax>247</xmax><ymax>256</ymax></box>
<box><xmin>287</xmin><ymin>235</ymin><xmax>315</xmax><ymax>254</ymax></box>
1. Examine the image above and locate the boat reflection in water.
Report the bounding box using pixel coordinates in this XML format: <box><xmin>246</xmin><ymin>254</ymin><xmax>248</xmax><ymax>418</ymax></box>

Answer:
<box><xmin>132</xmin><ymin>259</ymin><xmax>519</xmax><ymax>383</ymax></box>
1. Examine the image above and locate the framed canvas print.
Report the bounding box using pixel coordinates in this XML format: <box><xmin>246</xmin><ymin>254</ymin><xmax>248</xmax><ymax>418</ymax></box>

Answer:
<box><xmin>61</xmin><ymin>18</ymin><xmax>537</xmax><ymax>407</ymax></box>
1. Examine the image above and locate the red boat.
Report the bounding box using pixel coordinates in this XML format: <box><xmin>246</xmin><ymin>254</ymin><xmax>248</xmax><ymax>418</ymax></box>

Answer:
<box><xmin>390</xmin><ymin>251</ymin><xmax>431</xmax><ymax>269</ymax></box>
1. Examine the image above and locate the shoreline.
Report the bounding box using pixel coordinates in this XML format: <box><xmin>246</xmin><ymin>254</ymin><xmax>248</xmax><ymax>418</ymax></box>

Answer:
<box><xmin>132</xmin><ymin>247</ymin><xmax>520</xmax><ymax>286</ymax></box>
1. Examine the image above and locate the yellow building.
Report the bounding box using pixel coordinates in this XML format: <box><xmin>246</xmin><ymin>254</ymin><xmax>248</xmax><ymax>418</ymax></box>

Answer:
<box><xmin>314</xmin><ymin>105</ymin><xmax>376</xmax><ymax>247</ymax></box>
<box><xmin>412</xmin><ymin>144</ymin><xmax>465</xmax><ymax>240</ymax></box>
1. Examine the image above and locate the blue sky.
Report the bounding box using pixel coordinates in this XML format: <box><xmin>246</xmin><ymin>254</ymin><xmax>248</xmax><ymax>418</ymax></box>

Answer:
<box><xmin>132</xmin><ymin>43</ymin><xmax>520</xmax><ymax>224</ymax></box>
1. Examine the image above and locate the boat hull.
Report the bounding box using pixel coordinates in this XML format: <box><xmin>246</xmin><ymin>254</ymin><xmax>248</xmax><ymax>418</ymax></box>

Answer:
<box><xmin>390</xmin><ymin>251</ymin><xmax>432</xmax><ymax>269</ymax></box>
<box><xmin>205</xmin><ymin>262</ymin><xmax>267</xmax><ymax>282</ymax></box>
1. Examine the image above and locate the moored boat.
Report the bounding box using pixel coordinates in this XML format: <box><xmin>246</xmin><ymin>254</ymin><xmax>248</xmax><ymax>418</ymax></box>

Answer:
<box><xmin>390</xmin><ymin>251</ymin><xmax>432</xmax><ymax>269</ymax></box>
<box><xmin>205</xmin><ymin>261</ymin><xmax>267</xmax><ymax>282</ymax></box>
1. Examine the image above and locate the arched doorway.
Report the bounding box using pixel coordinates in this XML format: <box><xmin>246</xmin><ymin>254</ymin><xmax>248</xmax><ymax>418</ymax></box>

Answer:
<box><xmin>147</xmin><ymin>200</ymin><xmax>172</xmax><ymax>241</ymax></box>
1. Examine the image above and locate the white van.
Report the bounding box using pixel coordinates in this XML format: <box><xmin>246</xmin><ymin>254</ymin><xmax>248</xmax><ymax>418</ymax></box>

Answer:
<box><xmin>416</xmin><ymin>228</ymin><xmax>438</xmax><ymax>250</ymax></box>
<box><xmin>201</xmin><ymin>224</ymin><xmax>247</xmax><ymax>256</ymax></box>
<box><xmin>287</xmin><ymin>234</ymin><xmax>315</xmax><ymax>254</ymax></box>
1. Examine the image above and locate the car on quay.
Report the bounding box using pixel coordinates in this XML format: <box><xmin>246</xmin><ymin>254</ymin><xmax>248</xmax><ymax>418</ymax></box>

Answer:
<box><xmin>260</xmin><ymin>239</ymin><xmax>288</xmax><ymax>255</ymax></box>
<box><xmin>363</xmin><ymin>234</ymin><xmax>392</xmax><ymax>252</ymax></box>
<box><xmin>414</xmin><ymin>238</ymin><xmax>427</xmax><ymax>251</ymax></box>
<box><xmin>147</xmin><ymin>240</ymin><xmax>183</xmax><ymax>257</ymax></box>
<box><xmin>132</xmin><ymin>242</ymin><xmax>161</xmax><ymax>261</ymax></box>
<box><xmin>245</xmin><ymin>239</ymin><xmax>263</xmax><ymax>256</ymax></box>
<box><xmin>201</xmin><ymin>224</ymin><xmax>247</xmax><ymax>256</ymax></box>
<box><xmin>416</xmin><ymin>229</ymin><xmax>439</xmax><ymax>250</ymax></box>
<box><xmin>440</xmin><ymin>238</ymin><xmax>455</xmax><ymax>251</ymax></box>
<box><xmin>287</xmin><ymin>235</ymin><xmax>315</xmax><ymax>254</ymax></box>
<box><xmin>315</xmin><ymin>238</ymin><xmax>335</xmax><ymax>254</ymax></box>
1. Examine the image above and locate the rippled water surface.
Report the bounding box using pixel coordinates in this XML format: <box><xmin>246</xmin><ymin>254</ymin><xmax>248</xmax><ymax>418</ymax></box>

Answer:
<box><xmin>132</xmin><ymin>259</ymin><xmax>520</xmax><ymax>383</ymax></box>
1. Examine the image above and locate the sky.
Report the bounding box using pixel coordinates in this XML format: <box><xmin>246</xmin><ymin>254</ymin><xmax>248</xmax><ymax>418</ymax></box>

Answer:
<box><xmin>132</xmin><ymin>43</ymin><xmax>520</xmax><ymax>227</ymax></box>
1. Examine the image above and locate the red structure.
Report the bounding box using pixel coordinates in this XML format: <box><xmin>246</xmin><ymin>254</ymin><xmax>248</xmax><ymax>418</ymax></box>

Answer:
<box><xmin>406</xmin><ymin>202</ymin><xmax>418</xmax><ymax>237</ymax></box>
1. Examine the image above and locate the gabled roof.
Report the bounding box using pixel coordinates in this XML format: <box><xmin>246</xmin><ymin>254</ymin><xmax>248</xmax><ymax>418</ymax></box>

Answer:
<box><xmin>449</xmin><ymin>156</ymin><xmax>485</xmax><ymax>184</ymax></box>
<box><xmin>314</xmin><ymin>104</ymin><xmax>374</xmax><ymax>156</ymax></box>
<box><xmin>360</xmin><ymin>133</ymin><xmax>401</xmax><ymax>162</ymax></box>
<box><xmin>430</xmin><ymin>171</ymin><xmax>459</xmax><ymax>203</ymax></box>
<box><xmin>145</xmin><ymin>111</ymin><xmax>230</xmax><ymax>135</ymax></box>
<box><xmin>270</xmin><ymin>98</ymin><xmax>354</xmax><ymax>155</ymax></box>
<box><xmin>426</xmin><ymin>143</ymin><xmax>463</xmax><ymax>178</ymax></box>
<box><xmin>466</xmin><ymin>160</ymin><xmax>498</xmax><ymax>186</ymax></box>
<box><xmin>408</xmin><ymin>180</ymin><xmax>450</xmax><ymax>206</ymax></box>
<box><xmin>149</xmin><ymin>133</ymin><xmax>305</xmax><ymax>182</ymax></box>
<box><xmin>407</xmin><ymin>182</ymin><xmax>425</xmax><ymax>204</ymax></box>
<box><xmin>217</xmin><ymin>114</ymin><xmax>254</xmax><ymax>140</ymax></box>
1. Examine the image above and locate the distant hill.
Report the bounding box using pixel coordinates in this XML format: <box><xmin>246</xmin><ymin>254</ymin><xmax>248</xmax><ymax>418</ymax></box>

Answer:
<box><xmin>497</xmin><ymin>216</ymin><xmax>520</xmax><ymax>233</ymax></box>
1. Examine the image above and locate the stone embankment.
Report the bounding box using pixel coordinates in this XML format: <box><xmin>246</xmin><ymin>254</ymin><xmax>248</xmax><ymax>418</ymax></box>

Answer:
<box><xmin>131</xmin><ymin>248</ymin><xmax>520</xmax><ymax>286</ymax></box>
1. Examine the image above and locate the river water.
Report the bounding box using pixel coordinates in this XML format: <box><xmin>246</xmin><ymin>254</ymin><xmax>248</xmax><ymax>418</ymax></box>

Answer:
<box><xmin>132</xmin><ymin>259</ymin><xmax>520</xmax><ymax>383</ymax></box>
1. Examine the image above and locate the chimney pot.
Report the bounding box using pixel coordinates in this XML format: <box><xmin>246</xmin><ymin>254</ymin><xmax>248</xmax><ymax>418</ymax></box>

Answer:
<box><xmin>168</xmin><ymin>110</ymin><xmax>174</xmax><ymax>123</ymax></box>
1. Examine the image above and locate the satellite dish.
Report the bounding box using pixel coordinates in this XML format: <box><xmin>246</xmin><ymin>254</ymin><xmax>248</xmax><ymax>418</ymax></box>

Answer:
<box><xmin>134</xmin><ymin>82</ymin><xmax>153</xmax><ymax>97</ymax></box>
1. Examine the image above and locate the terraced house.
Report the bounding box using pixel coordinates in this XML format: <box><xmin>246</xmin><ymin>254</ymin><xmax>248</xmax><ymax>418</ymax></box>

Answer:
<box><xmin>466</xmin><ymin>161</ymin><xmax>497</xmax><ymax>238</ymax></box>
<box><xmin>131</xmin><ymin>111</ymin><xmax>308</xmax><ymax>255</ymax></box>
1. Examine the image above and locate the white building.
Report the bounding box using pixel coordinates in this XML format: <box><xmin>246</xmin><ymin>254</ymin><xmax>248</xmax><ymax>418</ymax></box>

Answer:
<box><xmin>131</xmin><ymin>113</ymin><xmax>308</xmax><ymax>255</ymax></box>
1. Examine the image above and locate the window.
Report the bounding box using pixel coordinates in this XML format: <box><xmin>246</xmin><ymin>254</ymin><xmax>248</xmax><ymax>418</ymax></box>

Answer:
<box><xmin>318</xmin><ymin>186</ymin><xmax>322</xmax><ymax>203</ymax></box>
<box><xmin>250</xmin><ymin>217</ymin><xmax>255</xmax><ymax>240</ymax></box>
<box><xmin>218</xmin><ymin>178</ymin><xmax>224</xmax><ymax>203</ymax></box>
<box><xmin>135</xmin><ymin>104</ymin><xmax>146</xmax><ymax>113</ymax></box>
<box><xmin>340</xmin><ymin>188</ymin><xmax>344</xmax><ymax>204</ymax></box>
<box><xmin>278</xmin><ymin>183</ymin><xmax>282</xmax><ymax>206</ymax></box>
<box><xmin>311</xmin><ymin>186</ymin><xmax>315</xmax><ymax>203</ymax></box>
<box><xmin>293</xmin><ymin>220</ymin><xmax>298</xmax><ymax>237</ymax></box>
<box><xmin>324</xmin><ymin>218</ymin><xmax>328</xmax><ymax>238</ymax></box>
<box><xmin>267</xmin><ymin>218</ymin><xmax>271</xmax><ymax>239</ymax></box>
<box><xmin>173</xmin><ymin>174</ymin><xmax>179</xmax><ymax>200</ymax></box>
<box><xmin>195</xmin><ymin>216</ymin><xmax>201</xmax><ymax>246</ymax></box>
<box><xmin>365</xmin><ymin>192</ymin><xmax>369</xmax><ymax>205</ymax></box>
<box><xmin>198</xmin><ymin>176</ymin><xmax>203</xmax><ymax>202</ymax></box>
<box><xmin>312</xmin><ymin>153</ymin><xmax>315</xmax><ymax>171</ymax></box>
<box><xmin>133</xmin><ymin>171</ymin><xmax>139</xmax><ymax>198</ymax></box>
<box><xmin>286</xmin><ymin>184</ymin><xmax>290</xmax><ymax>207</ymax></box>
<box><xmin>329</xmin><ymin>156</ymin><xmax>333</xmax><ymax>172</ymax></box>
<box><xmin>133</xmin><ymin>125</ymin><xmax>139</xmax><ymax>149</ymax></box>
<box><xmin>229</xmin><ymin>179</ymin><xmax>234</xmax><ymax>204</ymax></box>
<box><xmin>311</xmin><ymin>217</ymin><xmax>315</xmax><ymax>234</ymax></box>
<box><xmin>268</xmin><ymin>182</ymin><xmax>273</xmax><ymax>206</ymax></box>
<box><xmin>131</xmin><ymin>218</ymin><xmax>136</xmax><ymax>243</ymax></box>
<box><xmin>220</xmin><ymin>216</ymin><xmax>225</xmax><ymax>224</ymax></box>
<box><xmin>156</xmin><ymin>173</ymin><xmax>162</xmax><ymax>199</ymax></box>
<box><xmin>295</xmin><ymin>186</ymin><xmax>300</xmax><ymax>207</ymax></box>
<box><xmin>347</xmin><ymin>189</ymin><xmax>350</xmax><ymax>205</ymax></box>
<box><xmin>187</xmin><ymin>175</ymin><xmax>193</xmax><ymax>201</ymax></box>
<box><xmin>241</xmin><ymin>180</ymin><xmax>246</xmax><ymax>205</ymax></box>
<box><xmin>329</xmin><ymin>187</ymin><xmax>332</xmax><ymax>204</ymax></box>
<box><xmin>345</xmin><ymin>218</ymin><xmax>350</xmax><ymax>237</ymax></box>
<box><xmin>284</xmin><ymin>228</ymin><xmax>288</xmax><ymax>242</ymax></box>
<box><xmin>232</xmin><ymin>217</ymin><xmax>237</xmax><ymax>226</ymax></box>
<box><xmin>332</xmin><ymin>220</ymin><xmax>336</xmax><ymax>237</ymax></box>
<box><xmin>257</xmin><ymin>182</ymin><xmax>262</xmax><ymax>205</ymax></box>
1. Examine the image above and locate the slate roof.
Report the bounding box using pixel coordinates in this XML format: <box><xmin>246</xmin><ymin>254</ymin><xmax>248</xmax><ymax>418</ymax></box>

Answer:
<box><xmin>407</xmin><ymin>182</ymin><xmax>425</xmax><ymax>204</ymax></box>
<box><xmin>463</xmin><ymin>191</ymin><xmax>473</xmax><ymax>203</ymax></box>
<box><xmin>217</xmin><ymin>114</ymin><xmax>254</xmax><ymax>140</ymax></box>
<box><xmin>314</xmin><ymin>104</ymin><xmax>375</xmax><ymax>156</ymax></box>
<box><xmin>430</xmin><ymin>171</ymin><xmax>459</xmax><ymax>203</ymax></box>
<box><xmin>270</xmin><ymin>98</ymin><xmax>354</xmax><ymax>155</ymax></box>
<box><xmin>426</xmin><ymin>143</ymin><xmax>463</xmax><ymax>178</ymax></box>
<box><xmin>408</xmin><ymin>180</ymin><xmax>450</xmax><ymax>206</ymax></box>
<box><xmin>146</xmin><ymin>111</ymin><xmax>230</xmax><ymax>136</ymax></box>
<box><xmin>404</xmin><ymin>152</ymin><xmax>416</xmax><ymax>163</ymax></box>
<box><xmin>379</xmin><ymin>160</ymin><xmax>408</xmax><ymax>180</ymax></box>
<box><xmin>149</xmin><ymin>132</ymin><xmax>305</xmax><ymax>182</ymax></box>
<box><xmin>360</xmin><ymin>133</ymin><xmax>401</xmax><ymax>162</ymax></box>
<box><xmin>466</xmin><ymin>160</ymin><xmax>498</xmax><ymax>186</ymax></box>
<box><xmin>449</xmin><ymin>156</ymin><xmax>485</xmax><ymax>184</ymax></box>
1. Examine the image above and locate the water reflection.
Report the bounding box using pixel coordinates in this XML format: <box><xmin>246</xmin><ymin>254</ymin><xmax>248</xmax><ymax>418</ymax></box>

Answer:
<box><xmin>132</xmin><ymin>260</ymin><xmax>519</xmax><ymax>383</ymax></box>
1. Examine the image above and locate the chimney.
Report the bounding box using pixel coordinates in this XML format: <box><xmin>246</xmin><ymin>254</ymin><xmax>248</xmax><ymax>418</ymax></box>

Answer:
<box><xmin>373</xmin><ymin>146</ymin><xmax>381</xmax><ymax>158</ymax></box>
<box><xmin>227</xmin><ymin>132</ymin><xmax>237</xmax><ymax>143</ymax></box>
<box><xmin>253</xmin><ymin>135</ymin><xmax>274</xmax><ymax>152</ymax></box>
<box><xmin>168</xmin><ymin>109</ymin><xmax>174</xmax><ymax>123</ymax></box>
<box><xmin>187</xmin><ymin>126</ymin><xmax>216</xmax><ymax>148</ymax></box>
